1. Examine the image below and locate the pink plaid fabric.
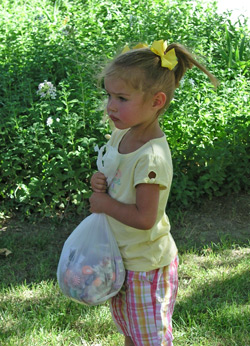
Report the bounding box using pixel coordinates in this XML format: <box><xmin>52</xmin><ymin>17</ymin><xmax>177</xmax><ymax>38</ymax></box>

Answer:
<box><xmin>110</xmin><ymin>256</ymin><xmax>178</xmax><ymax>345</ymax></box>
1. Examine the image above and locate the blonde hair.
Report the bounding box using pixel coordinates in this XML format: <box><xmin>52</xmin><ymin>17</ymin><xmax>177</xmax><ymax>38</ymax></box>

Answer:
<box><xmin>102</xmin><ymin>43</ymin><xmax>218</xmax><ymax>114</ymax></box>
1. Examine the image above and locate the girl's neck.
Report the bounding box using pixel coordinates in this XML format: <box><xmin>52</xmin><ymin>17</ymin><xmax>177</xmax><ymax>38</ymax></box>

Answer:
<box><xmin>118</xmin><ymin>121</ymin><xmax>164</xmax><ymax>154</ymax></box>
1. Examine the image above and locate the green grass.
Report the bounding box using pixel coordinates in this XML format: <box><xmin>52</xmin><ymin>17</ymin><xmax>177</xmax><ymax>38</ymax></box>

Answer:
<box><xmin>1</xmin><ymin>198</ymin><xmax>250</xmax><ymax>346</ymax></box>
<box><xmin>175</xmin><ymin>246</ymin><xmax>250</xmax><ymax>345</ymax></box>
<box><xmin>1</xmin><ymin>281</ymin><xmax>123</xmax><ymax>345</ymax></box>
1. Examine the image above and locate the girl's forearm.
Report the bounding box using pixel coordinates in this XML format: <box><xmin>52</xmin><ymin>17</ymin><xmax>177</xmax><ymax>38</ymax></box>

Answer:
<box><xmin>89</xmin><ymin>184</ymin><xmax>159</xmax><ymax>230</ymax></box>
<box><xmin>102</xmin><ymin>195</ymin><xmax>155</xmax><ymax>230</ymax></box>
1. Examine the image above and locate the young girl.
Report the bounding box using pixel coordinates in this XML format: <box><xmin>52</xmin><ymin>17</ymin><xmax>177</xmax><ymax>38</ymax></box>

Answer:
<box><xmin>89</xmin><ymin>40</ymin><xmax>217</xmax><ymax>346</ymax></box>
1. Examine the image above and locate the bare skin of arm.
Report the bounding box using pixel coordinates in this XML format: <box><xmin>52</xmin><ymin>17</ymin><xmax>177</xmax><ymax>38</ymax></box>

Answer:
<box><xmin>89</xmin><ymin>179</ymin><xmax>159</xmax><ymax>230</ymax></box>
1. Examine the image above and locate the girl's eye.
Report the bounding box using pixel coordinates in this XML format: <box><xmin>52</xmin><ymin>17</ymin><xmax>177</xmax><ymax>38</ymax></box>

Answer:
<box><xmin>119</xmin><ymin>96</ymin><xmax>127</xmax><ymax>101</ymax></box>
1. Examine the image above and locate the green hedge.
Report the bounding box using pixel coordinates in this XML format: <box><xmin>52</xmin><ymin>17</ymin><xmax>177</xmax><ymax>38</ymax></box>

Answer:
<box><xmin>0</xmin><ymin>0</ymin><xmax>249</xmax><ymax>217</ymax></box>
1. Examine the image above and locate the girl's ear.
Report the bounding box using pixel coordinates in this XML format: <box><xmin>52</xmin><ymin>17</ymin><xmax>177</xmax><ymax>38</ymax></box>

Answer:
<box><xmin>152</xmin><ymin>92</ymin><xmax>167</xmax><ymax>110</ymax></box>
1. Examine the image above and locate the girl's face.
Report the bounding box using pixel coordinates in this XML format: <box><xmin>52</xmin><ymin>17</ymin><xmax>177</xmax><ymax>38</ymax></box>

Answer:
<box><xmin>104</xmin><ymin>77</ymin><xmax>156</xmax><ymax>130</ymax></box>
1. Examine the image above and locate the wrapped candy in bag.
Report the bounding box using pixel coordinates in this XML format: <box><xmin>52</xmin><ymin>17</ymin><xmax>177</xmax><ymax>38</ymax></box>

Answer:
<box><xmin>57</xmin><ymin>213</ymin><xmax>125</xmax><ymax>305</ymax></box>
<box><xmin>57</xmin><ymin>142</ymin><xmax>125</xmax><ymax>305</ymax></box>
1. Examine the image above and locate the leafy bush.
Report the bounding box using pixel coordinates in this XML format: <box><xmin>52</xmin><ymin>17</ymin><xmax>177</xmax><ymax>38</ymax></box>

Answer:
<box><xmin>164</xmin><ymin>71</ymin><xmax>250</xmax><ymax>206</ymax></box>
<box><xmin>0</xmin><ymin>0</ymin><xmax>249</xmax><ymax>217</ymax></box>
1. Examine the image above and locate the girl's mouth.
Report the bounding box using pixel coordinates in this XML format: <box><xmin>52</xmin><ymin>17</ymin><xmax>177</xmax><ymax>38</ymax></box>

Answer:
<box><xmin>109</xmin><ymin>115</ymin><xmax>119</xmax><ymax>122</ymax></box>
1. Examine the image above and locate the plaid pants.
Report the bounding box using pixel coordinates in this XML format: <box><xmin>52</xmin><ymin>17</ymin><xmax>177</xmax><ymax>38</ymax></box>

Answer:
<box><xmin>110</xmin><ymin>256</ymin><xmax>179</xmax><ymax>346</ymax></box>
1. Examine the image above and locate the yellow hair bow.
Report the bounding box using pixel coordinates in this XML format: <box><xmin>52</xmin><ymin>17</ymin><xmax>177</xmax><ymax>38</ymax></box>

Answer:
<box><xmin>121</xmin><ymin>40</ymin><xmax>177</xmax><ymax>70</ymax></box>
<box><xmin>121</xmin><ymin>43</ymin><xmax>148</xmax><ymax>54</ymax></box>
<box><xmin>150</xmin><ymin>40</ymin><xmax>178</xmax><ymax>70</ymax></box>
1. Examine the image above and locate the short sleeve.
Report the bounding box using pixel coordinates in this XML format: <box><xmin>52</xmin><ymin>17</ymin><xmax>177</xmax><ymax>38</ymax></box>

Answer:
<box><xmin>134</xmin><ymin>153</ymin><xmax>172</xmax><ymax>190</ymax></box>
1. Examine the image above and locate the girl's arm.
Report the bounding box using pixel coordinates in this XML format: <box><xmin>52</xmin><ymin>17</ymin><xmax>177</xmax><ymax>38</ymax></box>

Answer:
<box><xmin>89</xmin><ymin>183</ymin><xmax>159</xmax><ymax>230</ymax></box>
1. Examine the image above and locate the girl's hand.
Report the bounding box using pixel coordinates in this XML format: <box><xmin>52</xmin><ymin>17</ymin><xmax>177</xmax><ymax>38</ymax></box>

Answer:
<box><xmin>90</xmin><ymin>172</ymin><xmax>107</xmax><ymax>193</ymax></box>
<box><xmin>89</xmin><ymin>192</ymin><xmax>110</xmax><ymax>213</ymax></box>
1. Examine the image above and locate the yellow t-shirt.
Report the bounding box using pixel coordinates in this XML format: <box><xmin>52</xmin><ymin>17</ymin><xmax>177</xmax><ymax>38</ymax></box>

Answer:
<box><xmin>106</xmin><ymin>129</ymin><xmax>178</xmax><ymax>271</ymax></box>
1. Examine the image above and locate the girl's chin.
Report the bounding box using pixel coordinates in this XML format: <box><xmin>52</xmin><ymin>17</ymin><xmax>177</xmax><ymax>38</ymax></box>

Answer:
<box><xmin>115</xmin><ymin>125</ymin><xmax>130</xmax><ymax>130</ymax></box>
<box><xmin>111</xmin><ymin>120</ymin><xmax>129</xmax><ymax>130</ymax></box>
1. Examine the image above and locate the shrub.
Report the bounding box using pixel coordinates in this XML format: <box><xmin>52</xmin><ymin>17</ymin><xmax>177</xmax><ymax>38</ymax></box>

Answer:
<box><xmin>0</xmin><ymin>0</ymin><xmax>249</xmax><ymax>217</ymax></box>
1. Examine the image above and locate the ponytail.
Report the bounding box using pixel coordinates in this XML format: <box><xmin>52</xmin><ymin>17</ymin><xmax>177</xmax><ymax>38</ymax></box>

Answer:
<box><xmin>166</xmin><ymin>43</ymin><xmax>219</xmax><ymax>88</ymax></box>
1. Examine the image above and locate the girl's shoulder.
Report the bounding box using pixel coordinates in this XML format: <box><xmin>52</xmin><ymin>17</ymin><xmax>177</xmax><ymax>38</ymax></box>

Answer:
<box><xmin>144</xmin><ymin>134</ymin><xmax>170</xmax><ymax>155</ymax></box>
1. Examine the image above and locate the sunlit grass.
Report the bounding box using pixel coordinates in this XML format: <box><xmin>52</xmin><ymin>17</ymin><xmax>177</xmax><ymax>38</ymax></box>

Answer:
<box><xmin>1</xmin><ymin>280</ymin><xmax>123</xmax><ymax>345</ymax></box>
<box><xmin>1</xmin><ymin>244</ymin><xmax>249</xmax><ymax>345</ymax></box>
<box><xmin>174</xmin><ymin>246</ymin><xmax>250</xmax><ymax>346</ymax></box>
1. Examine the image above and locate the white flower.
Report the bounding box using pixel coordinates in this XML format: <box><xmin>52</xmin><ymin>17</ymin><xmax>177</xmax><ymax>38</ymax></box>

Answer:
<box><xmin>179</xmin><ymin>78</ymin><xmax>185</xmax><ymax>87</ymax></box>
<box><xmin>46</xmin><ymin>117</ymin><xmax>53</xmax><ymax>126</ymax></box>
<box><xmin>56</xmin><ymin>118</ymin><xmax>60</xmax><ymax>122</ymax></box>
<box><xmin>189</xmin><ymin>78</ymin><xmax>195</xmax><ymax>87</ymax></box>
<box><xmin>62</xmin><ymin>27</ymin><xmax>70</xmax><ymax>35</ymax></box>
<box><xmin>37</xmin><ymin>80</ymin><xmax>57</xmax><ymax>99</ymax></box>
<box><xmin>243</xmin><ymin>95</ymin><xmax>248</xmax><ymax>102</ymax></box>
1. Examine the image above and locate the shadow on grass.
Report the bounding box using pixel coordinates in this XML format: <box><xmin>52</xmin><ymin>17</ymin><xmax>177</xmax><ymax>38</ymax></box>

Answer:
<box><xmin>0</xmin><ymin>213</ymin><xmax>84</xmax><ymax>286</ymax></box>
<box><xmin>174</xmin><ymin>268</ymin><xmax>250</xmax><ymax>343</ymax></box>
<box><xmin>170</xmin><ymin>192</ymin><xmax>250</xmax><ymax>253</ymax></box>
<box><xmin>1</xmin><ymin>262</ymin><xmax>249</xmax><ymax>344</ymax></box>
<box><xmin>1</xmin><ymin>191</ymin><xmax>250</xmax><ymax>287</ymax></box>
<box><xmin>0</xmin><ymin>196</ymin><xmax>249</xmax><ymax>345</ymax></box>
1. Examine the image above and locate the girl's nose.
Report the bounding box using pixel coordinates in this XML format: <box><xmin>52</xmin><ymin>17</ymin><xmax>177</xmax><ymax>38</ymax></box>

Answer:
<box><xmin>107</xmin><ymin>97</ymin><xmax>117</xmax><ymax>112</ymax></box>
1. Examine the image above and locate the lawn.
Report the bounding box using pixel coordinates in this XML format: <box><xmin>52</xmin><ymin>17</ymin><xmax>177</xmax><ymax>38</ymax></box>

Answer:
<box><xmin>1</xmin><ymin>192</ymin><xmax>249</xmax><ymax>345</ymax></box>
